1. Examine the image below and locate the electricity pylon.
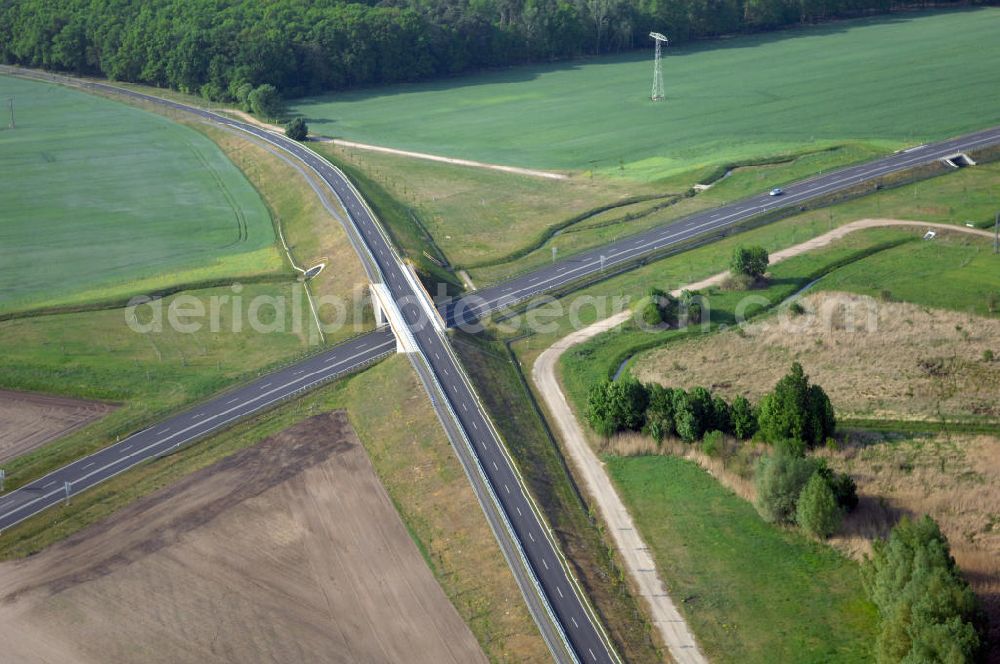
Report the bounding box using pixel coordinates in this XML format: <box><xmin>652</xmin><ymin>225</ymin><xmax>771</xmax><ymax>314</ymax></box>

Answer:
<box><xmin>650</xmin><ymin>33</ymin><xmax>668</xmax><ymax>101</ymax></box>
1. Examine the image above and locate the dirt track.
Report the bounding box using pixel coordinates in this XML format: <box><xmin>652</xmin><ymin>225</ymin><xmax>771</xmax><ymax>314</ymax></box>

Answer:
<box><xmin>0</xmin><ymin>390</ymin><xmax>115</xmax><ymax>464</ymax></box>
<box><xmin>531</xmin><ymin>218</ymin><xmax>993</xmax><ymax>663</ymax></box>
<box><xmin>0</xmin><ymin>412</ymin><xmax>486</xmax><ymax>664</ymax></box>
<box><xmin>224</xmin><ymin>109</ymin><xmax>568</xmax><ymax>180</ymax></box>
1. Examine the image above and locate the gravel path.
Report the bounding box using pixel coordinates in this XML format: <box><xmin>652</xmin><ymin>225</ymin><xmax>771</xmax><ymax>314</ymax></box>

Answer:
<box><xmin>531</xmin><ymin>218</ymin><xmax>992</xmax><ymax>663</ymax></box>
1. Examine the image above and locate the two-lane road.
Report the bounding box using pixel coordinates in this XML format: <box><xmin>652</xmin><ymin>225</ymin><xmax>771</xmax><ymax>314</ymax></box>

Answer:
<box><xmin>0</xmin><ymin>329</ymin><xmax>395</xmax><ymax>532</ymax></box>
<box><xmin>448</xmin><ymin>125</ymin><xmax>1000</xmax><ymax>325</ymax></box>
<box><xmin>2</xmin><ymin>73</ymin><xmax>620</xmax><ymax>663</ymax></box>
<box><xmin>4</xmin><ymin>67</ymin><xmax>1000</xmax><ymax>664</ymax></box>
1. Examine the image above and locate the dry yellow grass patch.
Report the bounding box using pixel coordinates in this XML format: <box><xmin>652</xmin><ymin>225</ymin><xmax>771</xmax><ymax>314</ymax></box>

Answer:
<box><xmin>634</xmin><ymin>291</ymin><xmax>1000</xmax><ymax>422</ymax></box>
<box><xmin>603</xmin><ymin>429</ymin><xmax>1000</xmax><ymax>650</ymax></box>
<box><xmin>821</xmin><ymin>433</ymin><xmax>1000</xmax><ymax>651</ymax></box>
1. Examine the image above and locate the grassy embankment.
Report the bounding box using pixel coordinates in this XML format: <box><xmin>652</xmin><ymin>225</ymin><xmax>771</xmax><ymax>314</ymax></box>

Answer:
<box><xmin>452</xmin><ymin>331</ymin><xmax>662</xmax><ymax>663</ymax></box>
<box><xmin>557</xmin><ymin>227</ymin><xmax>1000</xmax><ymax>421</ymax></box>
<box><xmin>292</xmin><ymin>9</ymin><xmax>1000</xmax><ymax>182</ymax></box>
<box><xmin>0</xmin><ymin>356</ymin><xmax>551</xmax><ymax>663</ymax></box>
<box><xmin>0</xmin><ymin>74</ymin><xmax>284</xmax><ymax>316</ymax></box>
<box><xmin>318</xmin><ymin>140</ymin><xmax>887</xmax><ymax>286</ymax></box>
<box><xmin>608</xmin><ymin>455</ymin><xmax>877</xmax><ymax>663</ymax></box>
<box><xmin>433</xmin><ymin>160</ymin><xmax>1000</xmax><ymax>661</ymax></box>
<box><xmin>516</xmin><ymin>173</ymin><xmax>999</xmax><ymax>661</ymax></box>
<box><xmin>0</xmin><ymin>77</ymin><xmax>374</xmax><ymax>490</ymax></box>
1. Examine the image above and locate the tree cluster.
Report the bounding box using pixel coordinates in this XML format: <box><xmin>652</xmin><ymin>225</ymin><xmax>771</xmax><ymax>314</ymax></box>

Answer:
<box><xmin>861</xmin><ymin>516</ymin><xmax>984</xmax><ymax>663</ymax></box>
<box><xmin>587</xmin><ymin>376</ymin><xmax>755</xmax><ymax>443</ymax></box>
<box><xmin>285</xmin><ymin>117</ymin><xmax>309</xmax><ymax>140</ymax></box>
<box><xmin>753</xmin><ymin>445</ymin><xmax>856</xmax><ymax>537</ymax></box>
<box><xmin>589</xmin><ymin>362</ymin><xmax>833</xmax><ymax>451</ymax></box>
<box><xmin>1</xmin><ymin>0</ymin><xmax>979</xmax><ymax>101</ymax></box>
<box><xmin>728</xmin><ymin>244</ymin><xmax>769</xmax><ymax>288</ymax></box>
<box><xmin>757</xmin><ymin>361</ymin><xmax>835</xmax><ymax>453</ymax></box>
<box><xmin>638</xmin><ymin>287</ymin><xmax>705</xmax><ymax>328</ymax></box>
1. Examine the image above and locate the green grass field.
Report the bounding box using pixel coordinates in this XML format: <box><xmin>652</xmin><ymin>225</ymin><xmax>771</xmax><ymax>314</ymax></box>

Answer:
<box><xmin>606</xmin><ymin>455</ymin><xmax>876</xmax><ymax>663</ymax></box>
<box><xmin>817</xmin><ymin>234</ymin><xmax>1000</xmax><ymax>316</ymax></box>
<box><xmin>321</xmin><ymin>140</ymin><xmax>886</xmax><ymax>282</ymax></box>
<box><xmin>0</xmin><ymin>75</ymin><xmax>284</xmax><ymax>315</ymax></box>
<box><xmin>292</xmin><ymin>9</ymin><xmax>1000</xmax><ymax>180</ymax></box>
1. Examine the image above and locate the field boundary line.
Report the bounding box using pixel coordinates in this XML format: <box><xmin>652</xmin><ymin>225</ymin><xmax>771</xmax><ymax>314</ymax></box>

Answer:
<box><xmin>317</xmin><ymin>137</ymin><xmax>569</xmax><ymax>180</ymax></box>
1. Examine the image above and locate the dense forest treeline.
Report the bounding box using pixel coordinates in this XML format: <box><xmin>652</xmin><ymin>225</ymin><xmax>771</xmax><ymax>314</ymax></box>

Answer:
<box><xmin>0</xmin><ymin>0</ymin><xmax>992</xmax><ymax>101</ymax></box>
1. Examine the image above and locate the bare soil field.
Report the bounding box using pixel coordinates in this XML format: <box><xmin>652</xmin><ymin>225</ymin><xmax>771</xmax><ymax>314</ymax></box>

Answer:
<box><xmin>0</xmin><ymin>411</ymin><xmax>486</xmax><ymax>664</ymax></box>
<box><xmin>0</xmin><ymin>390</ymin><xmax>116</xmax><ymax>465</ymax></box>
<box><xmin>634</xmin><ymin>291</ymin><xmax>1000</xmax><ymax>423</ymax></box>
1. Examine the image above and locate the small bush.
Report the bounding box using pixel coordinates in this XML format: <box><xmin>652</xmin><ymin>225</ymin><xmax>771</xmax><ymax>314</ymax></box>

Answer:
<box><xmin>983</xmin><ymin>349</ymin><xmax>995</xmax><ymax>362</ymax></box>
<box><xmin>754</xmin><ymin>448</ymin><xmax>817</xmax><ymax>524</ymax></box>
<box><xmin>285</xmin><ymin>117</ymin><xmax>308</xmax><ymax>141</ymax></box>
<box><xmin>796</xmin><ymin>472</ymin><xmax>842</xmax><ymax>538</ymax></box>
<box><xmin>248</xmin><ymin>83</ymin><xmax>283</xmax><ymax>119</ymax></box>
<box><xmin>701</xmin><ymin>430</ymin><xmax>724</xmax><ymax>457</ymax></box>
<box><xmin>730</xmin><ymin>245</ymin><xmax>769</xmax><ymax>280</ymax></box>
<box><xmin>789</xmin><ymin>301</ymin><xmax>806</xmax><ymax>316</ymax></box>
<box><xmin>722</xmin><ymin>272</ymin><xmax>756</xmax><ymax>291</ymax></box>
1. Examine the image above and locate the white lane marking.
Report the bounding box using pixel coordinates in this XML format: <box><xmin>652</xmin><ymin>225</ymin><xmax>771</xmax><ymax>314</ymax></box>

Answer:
<box><xmin>465</xmin><ymin>137</ymin><xmax>1000</xmax><ymax>316</ymax></box>
<box><xmin>434</xmin><ymin>352</ymin><xmax>440</xmax><ymax>360</ymax></box>
<box><xmin>82</xmin><ymin>462</ymin><xmax>94</xmax><ymax>470</ymax></box>
<box><xmin>42</xmin><ymin>481</ymin><xmax>55</xmax><ymax>489</ymax></box>
<box><xmin>227</xmin><ymin>398</ymin><xmax>239</xmax><ymax>404</ymax></box>
<box><xmin>516</xmin><ymin>506</ymin><xmax>522</xmax><ymax>516</ymax></box>
<box><xmin>472</xmin><ymin>421</ymin><xmax>478</xmax><ymax>430</ymax></box>
<box><xmin>461</xmin><ymin>403</ymin><xmax>467</xmax><ymax>411</ymax></box>
<box><xmin>589</xmin><ymin>648</ymin><xmax>597</xmax><ymax>661</ymax></box>
<box><xmin>159</xmin><ymin>427</ymin><xmax>171</xmax><ymax>434</ymax></box>
<box><xmin>193</xmin><ymin>412</ymin><xmax>204</xmax><ymax>420</ymax></box>
<box><xmin>492</xmin><ymin>461</ymin><xmax>498</xmax><ymax>471</ymax></box>
<box><xmin>0</xmin><ymin>338</ymin><xmax>397</xmax><ymax>525</ymax></box>
<box><xmin>504</xmin><ymin>484</ymin><xmax>510</xmax><ymax>494</ymax></box>
<box><xmin>443</xmin><ymin>368</ymin><xmax>449</xmax><ymax>376</ymax></box>
<box><xmin>571</xmin><ymin>617</ymin><xmax>579</xmax><ymax>629</ymax></box>
<box><xmin>260</xmin><ymin>382</ymin><xmax>272</xmax><ymax>389</ymax></box>
<box><xmin>528</xmin><ymin>531</ymin><xmax>535</xmax><ymax>542</ymax></box>
<box><xmin>542</xmin><ymin>558</ymin><xmax>549</xmax><ymax>569</ymax></box>
<box><xmin>557</xmin><ymin>586</ymin><xmax>564</xmax><ymax>598</ymax></box>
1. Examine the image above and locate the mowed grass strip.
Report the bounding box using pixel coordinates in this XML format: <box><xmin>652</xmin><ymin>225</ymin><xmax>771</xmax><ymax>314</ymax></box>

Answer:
<box><xmin>0</xmin><ymin>75</ymin><xmax>284</xmax><ymax>314</ymax></box>
<box><xmin>606</xmin><ymin>455</ymin><xmax>876</xmax><ymax>663</ymax></box>
<box><xmin>291</xmin><ymin>9</ymin><xmax>1000</xmax><ymax>179</ymax></box>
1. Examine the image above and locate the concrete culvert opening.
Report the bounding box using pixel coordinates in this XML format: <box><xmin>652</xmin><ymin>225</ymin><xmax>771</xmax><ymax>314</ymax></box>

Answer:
<box><xmin>941</xmin><ymin>153</ymin><xmax>976</xmax><ymax>168</ymax></box>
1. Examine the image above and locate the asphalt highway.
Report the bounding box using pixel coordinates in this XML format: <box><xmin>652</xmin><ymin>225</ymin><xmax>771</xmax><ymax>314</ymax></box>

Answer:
<box><xmin>3</xmin><ymin>68</ymin><xmax>1000</xmax><ymax>663</ymax></box>
<box><xmin>447</xmin><ymin>124</ymin><xmax>1000</xmax><ymax>326</ymax></box>
<box><xmin>0</xmin><ymin>74</ymin><xmax>618</xmax><ymax>664</ymax></box>
<box><xmin>0</xmin><ymin>328</ymin><xmax>395</xmax><ymax>532</ymax></box>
